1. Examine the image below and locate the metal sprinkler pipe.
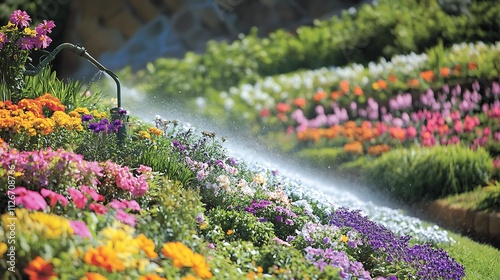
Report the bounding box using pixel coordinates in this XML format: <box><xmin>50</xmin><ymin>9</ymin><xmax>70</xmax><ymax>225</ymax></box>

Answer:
<box><xmin>25</xmin><ymin>42</ymin><xmax>128</xmax><ymax>145</ymax></box>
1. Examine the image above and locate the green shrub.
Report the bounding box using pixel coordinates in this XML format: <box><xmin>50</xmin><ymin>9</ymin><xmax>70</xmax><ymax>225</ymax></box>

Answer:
<box><xmin>202</xmin><ymin>207</ymin><xmax>275</xmax><ymax>246</ymax></box>
<box><xmin>295</xmin><ymin>147</ymin><xmax>352</xmax><ymax>170</ymax></box>
<box><xmin>362</xmin><ymin>145</ymin><xmax>492</xmax><ymax>201</ymax></box>
<box><xmin>136</xmin><ymin>177</ymin><xmax>204</xmax><ymax>244</ymax></box>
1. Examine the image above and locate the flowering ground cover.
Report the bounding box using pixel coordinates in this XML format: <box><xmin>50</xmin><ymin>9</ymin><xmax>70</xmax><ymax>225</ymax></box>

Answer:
<box><xmin>1</xmin><ymin>7</ymin><xmax>500</xmax><ymax>280</ymax></box>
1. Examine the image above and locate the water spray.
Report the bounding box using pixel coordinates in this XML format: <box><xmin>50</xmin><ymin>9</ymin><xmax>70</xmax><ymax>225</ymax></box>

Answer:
<box><xmin>24</xmin><ymin>42</ymin><xmax>129</xmax><ymax>145</ymax></box>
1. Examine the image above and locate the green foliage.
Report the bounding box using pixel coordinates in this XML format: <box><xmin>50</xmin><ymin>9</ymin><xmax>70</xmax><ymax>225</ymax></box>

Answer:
<box><xmin>362</xmin><ymin>145</ymin><xmax>492</xmax><ymax>201</ymax></box>
<box><xmin>124</xmin><ymin>0</ymin><xmax>500</xmax><ymax>102</ymax></box>
<box><xmin>257</xmin><ymin>243</ymin><xmax>342</xmax><ymax>279</ymax></box>
<box><xmin>22</xmin><ymin>66</ymin><xmax>102</xmax><ymax>110</ymax></box>
<box><xmin>476</xmin><ymin>182</ymin><xmax>500</xmax><ymax>212</ymax></box>
<box><xmin>295</xmin><ymin>147</ymin><xmax>352</xmax><ymax>171</ymax></box>
<box><xmin>137</xmin><ymin>177</ymin><xmax>204</xmax><ymax>244</ymax></box>
<box><xmin>202</xmin><ymin>207</ymin><xmax>275</xmax><ymax>247</ymax></box>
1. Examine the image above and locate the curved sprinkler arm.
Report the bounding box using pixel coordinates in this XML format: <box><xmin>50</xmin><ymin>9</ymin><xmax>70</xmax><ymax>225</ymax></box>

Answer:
<box><xmin>25</xmin><ymin>43</ymin><xmax>128</xmax><ymax>145</ymax></box>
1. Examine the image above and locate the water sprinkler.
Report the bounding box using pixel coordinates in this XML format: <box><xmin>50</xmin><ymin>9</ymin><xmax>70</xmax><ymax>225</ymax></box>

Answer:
<box><xmin>25</xmin><ymin>42</ymin><xmax>129</xmax><ymax>145</ymax></box>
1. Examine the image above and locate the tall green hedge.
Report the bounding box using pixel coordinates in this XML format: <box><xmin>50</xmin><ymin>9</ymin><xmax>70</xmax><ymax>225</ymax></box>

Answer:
<box><xmin>361</xmin><ymin>145</ymin><xmax>493</xmax><ymax>202</ymax></box>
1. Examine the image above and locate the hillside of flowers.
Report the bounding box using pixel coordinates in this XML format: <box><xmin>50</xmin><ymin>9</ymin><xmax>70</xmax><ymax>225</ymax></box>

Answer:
<box><xmin>2</xmin><ymin>5</ymin><xmax>500</xmax><ymax>280</ymax></box>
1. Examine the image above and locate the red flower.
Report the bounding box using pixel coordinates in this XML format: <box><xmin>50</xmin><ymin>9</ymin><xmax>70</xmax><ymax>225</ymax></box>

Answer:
<box><xmin>276</xmin><ymin>103</ymin><xmax>291</xmax><ymax>113</ymax></box>
<box><xmin>24</xmin><ymin>256</ymin><xmax>57</xmax><ymax>280</ymax></box>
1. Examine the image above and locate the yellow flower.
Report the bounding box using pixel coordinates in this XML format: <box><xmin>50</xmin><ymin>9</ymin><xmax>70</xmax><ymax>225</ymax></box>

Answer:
<box><xmin>5</xmin><ymin>21</ymin><xmax>18</xmax><ymax>31</ymax></box>
<box><xmin>191</xmin><ymin>253</ymin><xmax>213</xmax><ymax>279</ymax></box>
<box><xmin>29</xmin><ymin>211</ymin><xmax>74</xmax><ymax>239</ymax></box>
<box><xmin>226</xmin><ymin>229</ymin><xmax>234</xmax><ymax>235</ymax></box>
<box><xmin>181</xmin><ymin>275</ymin><xmax>201</xmax><ymax>280</ymax></box>
<box><xmin>138</xmin><ymin>130</ymin><xmax>151</xmax><ymax>139</ymax></box>
<box><xmin>100</xmin><ymin>226</ymin><xmax>140</xmax><ymax>258</ymax></box>
<box><xmin>136</xmin><ymin>234</ymin><xmax>158</xmax><ymax>258</ymax></box>
<box><xmin>0</xmin><ymin>242</ymin><xmax>7</xmax><ymax>257</ymax></box>
<box><xmin>23</xmin><ymin>27</ymin><xmax>36</xmax><ymax>36</ymax></box>
<box><xmin>140</xmin><ymin>274</ymin><xmax>167</xmax><ymax>280</ymax></box>
<box><xmin>341</xmin><ymin>235</ymin><xmax>349</xmax><ymax>243</ymax></box>
<box><xmin>72</xmin><ymin>107</ymin><xmax>90</xmax><ymax>115</ymax></box>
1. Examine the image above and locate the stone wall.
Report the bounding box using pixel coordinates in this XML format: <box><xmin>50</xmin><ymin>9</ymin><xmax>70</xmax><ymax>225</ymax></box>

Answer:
<box><xmin>60</xmin><ymin>0</ymin><xmax>369</xmax><ymax>77</ymax></box>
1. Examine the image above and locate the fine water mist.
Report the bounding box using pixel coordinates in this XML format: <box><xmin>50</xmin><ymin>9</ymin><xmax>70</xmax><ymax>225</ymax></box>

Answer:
<box><xmin>121</xmin><ymin>85</ymin><xmax>404</xmax><ymax>211</ymax></box>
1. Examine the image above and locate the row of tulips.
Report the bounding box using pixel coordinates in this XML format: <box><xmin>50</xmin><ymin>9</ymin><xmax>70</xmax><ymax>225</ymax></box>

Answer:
<box><xmin>290</xmin><ymin>80</ymin><xmax>500</xmax><ymax>156</ymax></box>
<box><xmin>203</xmin><ymin>41</ymin><xmax>500</xmax><ymax>128</ymax></box>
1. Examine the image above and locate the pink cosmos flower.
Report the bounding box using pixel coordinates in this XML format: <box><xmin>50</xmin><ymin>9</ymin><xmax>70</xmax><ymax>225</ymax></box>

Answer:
<box><xmin>35</xmin><ymin>20</ymin><xmax>55</xmax><ymax>35</ymax></box>
<box><xmin>116</xmin><ymin>209</ymin><xmax>136</xmax><ymax>227</ymax></box>
<box><xmin>70</xmin><ymin>220</ymin><xmax>92</xmax><ymax>239</ymax></box>
<box><xmin>11</xmin><ymin>187</ymin><xmax>47</xmax><ymax>210</ymax></box>
<box><xmin>40</xmin><ymin>188</ymin><xmax>68</xmax><ymax>207</ymax></box>
<box><xmin>68</xmin><ymin>188</ymin><xmax>88</xmax><ymax>209</ymax></box>
<box><xmin>10</xmin><ymin>10</ymin><xmax>31</xmax><ymax>28</ymax></box>
<box><xmin>17</xmin><ymin>37</ymin><xmax>34</xmax><ymax>50</ymax></box>
<box><xmin>33</xmin><ymin>34</ymin><xmax>52</xmax><ymax>49</ymax></box>
<box><xmin>89</xmin><ymin>203</ymin><xmax>107</xmax><ymax>215</ymax></box>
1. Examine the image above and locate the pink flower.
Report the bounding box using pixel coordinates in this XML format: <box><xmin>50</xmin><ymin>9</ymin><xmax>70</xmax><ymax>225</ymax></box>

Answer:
<box><xmin>89</xmin><ymin>203</ymin><xmax>107</xmax><ymax>215</ymax></box>
<box><xmin>33</xmin><ymin>34</ymin><xmax>52</xmax><ymax>49</ymax></box>
<box><xmin>406</xmin><ymin>126</ymin><xmax>417</xmax><ymax>139</ymax></box>
<box><xmin>11</xmin><ymin>187</ymin><xmax>47</xmax><ymax>210</ymax></box>
<box><xmin>40</xmin><ymin>188</ymin><xmax>68</xmax><ymax>207</ymax></box>
<box><xmin>80</xmin><ymin>185</ymin><xmax>104</xmax><ymax>202</ymax></box>
<box><xmin>0</xmin><ymin>33</ymin><xmax>8</xmax><ymax>50</ymax></box>
<box><xmin>35</xmin><ymin>20</ymin><xmax>55</xmax><ymax>35</ymax></box>
<box><xmin>68</xmin><ymin>188</ymin><xmax>88</xmax><ymax>209</ymax></box>
<box><xmin>70</xmin><ymin>220</ymin><xmax>92</xmax><ymax>238</ymax></box>
<box><xmin>123</xmin><ymin>199</ymin><xmax>141</xmax><ymax>211</ymax></box>
<box><xmin>10</xmin><ymin>10</ymin><xmax>31</xmax><ymax>28</ymax></box>
<box><xmin>17</xmin><ymin>37</ymin><xmax>34</xmax><ymax>50</ymax></box>
<box><xmin>116</xmin><ymin>209</ymin><xmax>136</xmax><ymax>227</ymax></box>
<box><xmin>109</xmin><ymin>199</ymin><xmax>127</xmax><ymax>209</ymax></box>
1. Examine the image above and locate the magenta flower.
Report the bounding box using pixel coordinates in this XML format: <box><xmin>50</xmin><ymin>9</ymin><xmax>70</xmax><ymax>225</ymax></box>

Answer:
<box><xmin>80</xmin><ymin>185</ymin><xmax>104</xmax><ymax>202</ymax></box>
<box><xmin>116</xmin><ymin>209</ymin><xmax>136</xmax><ymax>227</ymax></box>
<box><xmin>17</xmin><ymin>37</ymin><xmax>34</xmax><ymax>50</ymax></box>
<box><xmin>109</xmin><ymin>199</ymin><xmax>127</xmax><ymax>210</ymax></box>
<box><xmin>33</xmin><ymin>34</ymin><xmax>52</xmax><ymax>49</ymax></box>
<box><xmin>40</xmin><ymin>188</ymin><xmax>68</xmax><ymax>207</ymax></box>
<box><xmin>70</xmin><ymin>220</ymin><xmax>92</xmax><ymax>239</ymax></box>
<box><xmin>35</xmin><ymin>20</ymin><xmax>56</xmax><ymax>35</ymax></box>
<box><xmin>10</xmin><ymin>10</ymin><xmax>31</xmax><ymax>28</ymax></box>
<box><xmin>68</xmin><ymin>188</ymin><xmax>88</xmax><ymax>209</ymax></box>
<box><xmin>89</xmin><ymin>203</ymin><xmax>107</xmax><ymax>215</ymax></box>
<box><xmin>11</xmin><ymin>187</ymin><xmax>47</xmax><ymax>210</ymax></box>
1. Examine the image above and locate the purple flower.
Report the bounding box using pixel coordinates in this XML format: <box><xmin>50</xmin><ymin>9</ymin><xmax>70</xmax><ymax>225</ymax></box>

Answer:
<box><xmin>81</xmin><ymin>114</ymin><xmax>93</xmax><ymax>122</ymax></box>
<box><xmin>70</xmin><ymin>220</ymin><xmax>92</xmax><ymax>239</ymax></box>
<box><xmin>275</xmin><ymin>215</ymin><xmax>283</xmax><ymax>223</ymax></box>
<box><xmin>17</xmin><ymin>37</ymin><xmax>34</xmax><ymax>50</ymax></box>
<box><xmin>118</xmin><ymin>109</ymin><xmax>127</xmax><ymax>115</ymax></box>
<box><xmin>35</xmin><ymin>20</ymin><xmax>56</xmax><ymax>35</ymax></box>
<box><xmin>10</xmin><ymin>10</ymin><xmax>31</xmax><ymax>28</ymax></box>
<box><xmin>33</xmin><ymin>34</ymin><xmax>52</xmax><ymax>49</ymax></box>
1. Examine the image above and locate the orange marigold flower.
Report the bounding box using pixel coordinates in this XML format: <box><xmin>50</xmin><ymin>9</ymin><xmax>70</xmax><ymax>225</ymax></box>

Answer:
<box><xmin>148</xmin><ymin>127</ymin><xmax>163</xmax><ymax>137</ymax></box>
<box><xmin>377</xmin><ymin>79</ymin><xmax>387</xmax><ymax>90</ymax></box>
<box><xmin>420</xmin><ymin>70</ymin><xmax>435</xmax><ymax>82</ymax></box>
<box><xmin>468</xmin><ymin>62</ymin><xmax>477</xmax><ymax>70</ymax></box>
<box><xmin>227</xmin><ymin>229</ymin><xmax>234</xmax><ymax>235</ymax></box>
<box><xmin>293</xmin><ymin>97</ymin><xmax>306</xmax><ymax>108</ymax></box>
<box><xmin>83</xmin><ymin>246</ymin><xmax>126</xmax><ymax>272</ymax></box>
<box><xmin>453</xmin><ymin>64</ymin><xmax>461</xmax><ymax>76</ymax></box>
<box><xmin>388</xmin><ymin>74</ymin><xmax>397</xmax><ymax>83</ymax></box>
<box><xmin>353</xmin><ymin>86</ymin><xmax>363</xmax><ymax>96</ymax></box>
<box><xmin>331</xmin><ymin>91</ymin><xmax>341</xmax><ymax>100</ymax></box>
<box><xmin>140</xmin><ymin>274</ymin><xmax>167</xmax><ymax>280</ymax></box>
<box><xmin>389</xmin><ymin>127</ymin><xmax>407</xmax><ymax>142</ymax></box>
<box><xmin>408</xmin><ymin>79</ymin><xmax>419</xmax><ymax>88</ymax></box>
<box><xmin>343</xmin><ymin>141</ymin><xmax>363</xmax><ymax>154</ymax></box>
<box><xmin>276</xmin><ymin>102</ymin><xmax>291</xmax><ymax>113</ymax></box>
<box><xmin>162</xmin><ymin>242</ymin><xmax>195</xmax><ymax>268</ymax></box>
<box><xmin>136</xmin><ymin>234</ymin><xmax>158</xmax><ymax>258</ymax></box>
<box><xmin>313</xmin><ymin>91</ymin><xmax>327</xmax><ymax>102</ymax></box>
<box><xmin>339</xmin><ymin>80</ymin><xmax>350</xmax><ymax>93</ymax></box>
<box><xmin>181</xmin><ymin>275</ymin><xmax>201</xmax><ymax>280</ymax></box>
<box><xmin>367</xmin><ymin>144</ymin><xmax>391</xmax><ymax>156</ymax></box>
<box><xmin>24</xmin><ymin>256</ymin><xmax>57</xmax><ymax>280</ymax></box>
<box><xmin>439</xmin><ymin>67</ymin><xmax>450</xmax><ymax>78</ymax></box>
<box><xmin>81</xmin><ymin>272</ymin><xmax>108</xmax><ymax>280</ymax></box>
<box><xmin>191</xmin><ymin>253</ymin><xmax>213</xmax><ymax>279</ymax></box>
